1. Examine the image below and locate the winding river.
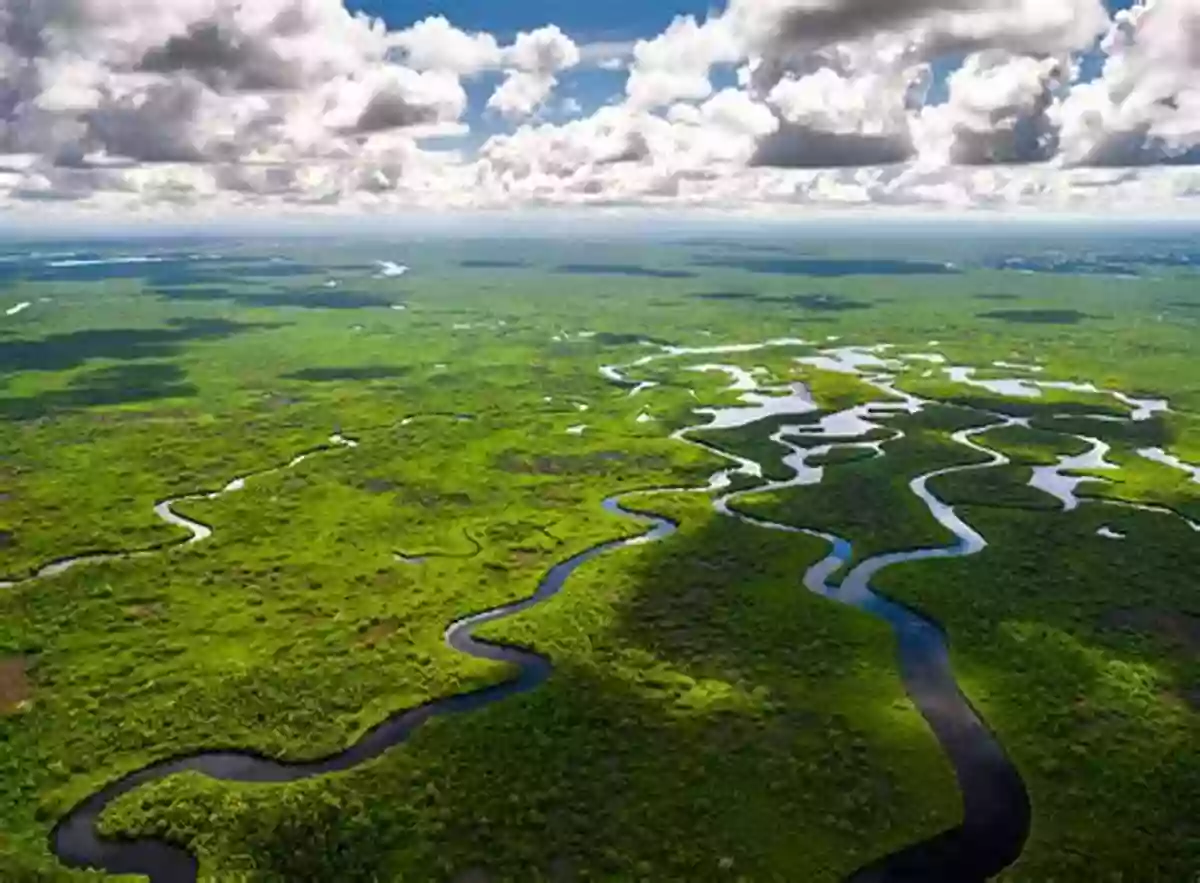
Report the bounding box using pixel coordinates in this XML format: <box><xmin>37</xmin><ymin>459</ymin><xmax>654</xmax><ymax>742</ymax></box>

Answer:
<box><xmin>27</xmin><ymin>341</ymin><xmax>1193</xmax><ymax>881</ymax></box>
<box><xmin>670</xmin><ymin>365</ymin><xmax>1031</xmax><ymax>882</ymax></box>
<box><xmin>51</xmin><ymin>495</ymin><xmax>677</xmax><ymax>882</ymax></box>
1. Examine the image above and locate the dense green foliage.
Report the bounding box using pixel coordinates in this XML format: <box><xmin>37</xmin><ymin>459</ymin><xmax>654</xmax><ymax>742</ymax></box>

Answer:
<box><xmin>734</xmin><ymin>406</ymin><xmax>1002</xmax><ymax>563</ymax></box>
<box><xmin>877</xmin><ymin>504</ymin><xmax>1199</xmax><ymax>883</ymax></box>
<box><xmin>1</xmin><ymin>235</ymin><xmax>1197</xmax><ymax>882</ymax></box>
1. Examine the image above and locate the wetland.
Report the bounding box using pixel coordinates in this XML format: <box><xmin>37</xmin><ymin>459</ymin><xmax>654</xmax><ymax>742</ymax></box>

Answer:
<box><xmin>1</xmin><ymin>231</ymin><xmax>1197</xmax><ymax>882</ymax></box>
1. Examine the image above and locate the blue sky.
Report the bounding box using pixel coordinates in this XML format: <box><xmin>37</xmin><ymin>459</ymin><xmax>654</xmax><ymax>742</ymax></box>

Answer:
<box><xmin>349</xmin><ymin>0</ymin><xmax>1137</xmax><ymax>39</ymax></box>
<box><xmin>347</xmin><ymin>1</ymin><xmax>724</xmax><ymax>141</ymax></box>
<box><xmin>348</xmin><ymin>1</ymin><xmax>720</xmax><ymax>139</ymax></box>
<box><xmin>346</xmin><ymin>0</ymin><xmax>718</xmax><ymax>43</ymax></box>
<box><xmin>4</xmin><ymin>0</ymin><xmax>1190</xmax><ymax>218</ymax></box>
<box><xmin>350</xmin><ymin>0</ymin><xmax>1140</xmax><ymax>142</ymax></box>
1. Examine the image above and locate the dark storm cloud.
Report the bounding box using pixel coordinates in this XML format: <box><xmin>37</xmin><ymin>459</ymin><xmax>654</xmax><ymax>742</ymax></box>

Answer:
<box><xmin>353</xmin><ymin>89</ymin><xmax>442</xmax><ymax>134</ymax></box>
<box><xmin>751</xmin><ymin>123</ymin><xmax>914</xmax><ymax>168</ymax></box>
<box><xmin>139</xmin><ymin>20</ymin><xmax>304</xmax><ymax>91</ymax></box>
<box><xmin>768</xmin><ymin>0</ymin><xmax>981</xmax><ymax>47</ymax></box>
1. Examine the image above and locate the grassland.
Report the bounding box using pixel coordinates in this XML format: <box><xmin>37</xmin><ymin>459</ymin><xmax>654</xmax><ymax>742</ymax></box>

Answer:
<box><xmin>1</xmin><ymin>233</ymin><xmax>1197</xmax><ymax>882</ymax></box>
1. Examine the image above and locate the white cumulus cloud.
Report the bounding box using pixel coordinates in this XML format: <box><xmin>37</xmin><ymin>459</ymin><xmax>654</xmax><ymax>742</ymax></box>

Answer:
<box><xmin>1</xmin><ymin>0</ymin><xmax>1199</xmax><ymax>216</ymax></box>
<box><xmin>388</xmin><ymin>15</ymin><xmax>501</xmax><ymax>76</ymax></box>
<box><xmin>625</xmin><ymin>15</ymin><xmax>742</xmax><ymax>108</ymax></box>
<box><xmin>1054</xmin><ymin>0</ymin><xmax>1200</xmax><ymax>166</ymax></box>
<box><xmin>487</xmin><ymin>25</ymin><xmax>580</xmax><ymax>120</ymax></box>
<box><xmin>916</xmin><ymin>51</ymin><xmax>1065</xmax><ymax>165</ymax></box>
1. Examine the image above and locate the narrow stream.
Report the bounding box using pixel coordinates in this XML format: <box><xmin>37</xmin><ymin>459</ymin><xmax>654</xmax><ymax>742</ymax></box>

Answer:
<box><xmin>51</xmin><ymin>496</ymin><xmax>678</xmax><ymax>883</ymax></box>
<box><xmin>672</xmin><ymin>373</ymin><xmax>1031</xmax><ymax>882</ymax></box>
<box><xmin>0</xmin><ymin>434</ymin><xmax>359</xmax><ymax>590</ymax></box>
<box><xmin>33</xmin><ymin>342</ymin><xmax>1191</xmax><ymax>882</ymax></box>
<box><xmin>824</xmin><ymin>423</ymin><xmax>1031</xmax><ymax>883</ymax></box>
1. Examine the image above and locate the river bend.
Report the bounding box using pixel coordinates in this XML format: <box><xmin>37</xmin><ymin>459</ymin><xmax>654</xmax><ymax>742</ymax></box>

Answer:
<box><xmin>39</xmin><ymin>342</ymin><xmax>1191</xmax><ymax>882</ymax></box>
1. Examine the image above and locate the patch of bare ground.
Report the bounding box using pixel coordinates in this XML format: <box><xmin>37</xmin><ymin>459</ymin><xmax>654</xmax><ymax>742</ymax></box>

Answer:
<box><xmin>359</xmin><ymin>617</ymin><xmax>402</xmax><ymax>647</ymax></box>
<box><xmin>0</xmin><ymin>656</ymin><xmax>31</xmax><ymax>715</ymax></box>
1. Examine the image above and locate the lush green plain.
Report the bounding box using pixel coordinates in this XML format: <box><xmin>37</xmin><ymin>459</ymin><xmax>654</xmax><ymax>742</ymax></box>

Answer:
<box><xmin>1</xmin><ymin>234</ymin><xmax>1197</xmax><ymax>882</ymax></box>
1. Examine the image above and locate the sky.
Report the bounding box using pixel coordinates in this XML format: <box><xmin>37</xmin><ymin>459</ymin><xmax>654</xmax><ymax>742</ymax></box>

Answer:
<box><xmin>346</xmin><ymin>0</ymin><xmax>718</xmax><ymax>41</ymax></box>
<box><xmin>1</xmin><ymin>0</ymin><xmax>1197</xmax><ymax>222</ymax></box>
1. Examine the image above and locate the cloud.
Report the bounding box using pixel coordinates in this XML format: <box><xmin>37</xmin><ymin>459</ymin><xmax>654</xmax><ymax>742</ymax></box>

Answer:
<box><xmin>742</xmin><ymin>32</ymin><xmax>925</xmax><ymax>168</ymax></box>
<box><xmin>478</xmin><ymin>106</ymin><xmax>648</xmax><ymax>181</ymax></box>
<box><xmin>1</xmin><ymin>0</ymin><xmax>1199</xmax><ymax>216</ymax></box>
<box><xmin>388</xmin><ymin>15</ymin><xmax>501</xmax><ymax>76</ymax></box>
<box><xmin>477</xmin><ymin>92</ymin><xmax>777</xmax><ymax>206</ymax></box>
<box><xmin>504</xmin><ymin>24</ymin><xmax>580</xmax><ymax>74</ymax></box>
<box><xmin>577</xmin><ymin>40</ymin><xmax>636</xmax><ymax>70</ymax></box>
<box><xmin>84</xmin><ymin>79</ymin><xmax>220</xmax><ymax>163</ymax></box>
<box><xmin>734</xmin><ymin>0</ymin><xmax>982</xmax><ymax>48</ymax></box>
<box><xmin>1055</xmin><ymin>0</ymin><xmax>1200</xmax><ymax>166</ymax></box>
<box><xmin>753</xmin><ymin>125</ymin><xmax>913</xmax><ymax>167</ymax></box>
<box><xmin>0</xmin><ymin>0</ymin><xmax>478</xmax><ymax>197</ymax></box>
<box><xmin>625</xmin><ymin>15</ymin><xmax>742</xmax><ymax>108</ymax></box>
<box><xmin>137</xmin><ymin>20</ymin><xmax>302</xmax><ymax>91</ymax></box>
<box><xmin>353</xmin><ymin>88</ymin><xmax>444</xmax><ymax>134</ymax></box>
<box><xmin>695</xmin><ymin>89</ymin><xmax>781</xmax><ymax>138</ymax></box>
<box><xmin>339</xmin><ymin>68</ymin><xmax>467</xmax><ymax>135</ymax></box>
<box><xmin>729</xmin><ymin>0</ymin><xmax>1110</xmax><ymax>60</ymax></box>
<box><xmin>916</xmin><ymin>51</ymin><xmax>1064</xmax><ymax>164</ymax></box>
<box><xmin>488</xmin><ymin>25</ymin><xmax>580</xmax><ymax>119</ymax></box>
<box><xmin>487</xmin><ymin>71</ymin><xmax>558</xmax><ymax>119</ymax></box>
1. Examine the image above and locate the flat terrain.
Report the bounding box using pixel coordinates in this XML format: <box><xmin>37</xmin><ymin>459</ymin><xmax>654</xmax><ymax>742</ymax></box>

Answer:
<box><xmin>1</xmin><ymin>233</ymin><xmax>1197</xmax><ymax>882</ymax></box>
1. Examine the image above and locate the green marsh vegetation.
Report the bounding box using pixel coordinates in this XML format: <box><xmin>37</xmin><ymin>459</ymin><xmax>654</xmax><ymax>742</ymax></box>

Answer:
<box><xmin>1</xmin><ymin>235</ymin><xmax>1198</xmax><ymax>881</ymax></box>
<box><xmin>97</xmin><ymin>496</ymin><xmax>958</xmax><ymax>883</ymax></box>
<box><xmin>732</xmin><ymin>404</ymin><xmax>1004</xmax><ymax>563</ymax></box>
<box><xmin>876</xmin><ymin>502</ymin><xmax>1199</xmax><ymax>882</ymax></box>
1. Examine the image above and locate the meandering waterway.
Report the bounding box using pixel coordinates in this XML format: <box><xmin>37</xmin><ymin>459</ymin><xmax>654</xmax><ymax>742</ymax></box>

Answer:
<box><xmin>25</xmin><ymin>340</ymin><xmax>1196</xmax><ymax>882</ymax></box>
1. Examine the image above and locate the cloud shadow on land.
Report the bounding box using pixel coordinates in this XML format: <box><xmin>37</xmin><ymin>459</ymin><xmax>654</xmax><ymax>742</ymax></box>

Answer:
<box><xmin>2</xmin><ymin>257</ymin><xmax>326</xmax><ymax>288</ymax></box>
<box><xmin>92</xmin><ymin>503</ymin><xmax>957</xmax><ymax>883</ymax></box>
<box><xmin>61</xmin><ymin>427</ymin><xmax>1200</xmax><ymax>882</ymax></box>
<box><xmin>459</xmin><ymin>260</ymin><xmax>530</xmax><ymax>269</ymax></box>
<box><xmin>977</xmin><ymin>309</ymin><xmax>1090</xmax><ymax>325</ymax></box>
<box><xmin>0</xmin><ymin>318</ymin><xmax>278</xmax><ymax>373</ymax></box>
<box><xmin>691</xmin><ymin>291</ymin><xmax>759</xmax><ymax>301</ymax></box>
<box><xmin>155</xmin><ymin>287</ymin><xmax>398</xmax><ymax>310</ymax></box>
<box><xmin>214</xmin><ymin>656</ymin><xmax>910</xmax><ymax>883</ymax></box>
<box><xmin>1029</xmin><ymin>412</ymin><xmax>1174</xmax><ymax>451</ymax></box>
<box><xmin>283</xmin><ymin>366</ymin><xmax>411</xmax><ymax>383</ymax></box>
<box><xmin>554</xmin><ymin>264</ymin><xmax>697</xmax><ymax>279</ymax></box>
<box><xmin>757</xmin><ymin>293</ymin><xmax>874</xmax><ymax>311</ymax></box>
<box><xmin>0</xmin><ymin>361</ymin><xmax>197</xmax><ymax>419</ymax></box>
